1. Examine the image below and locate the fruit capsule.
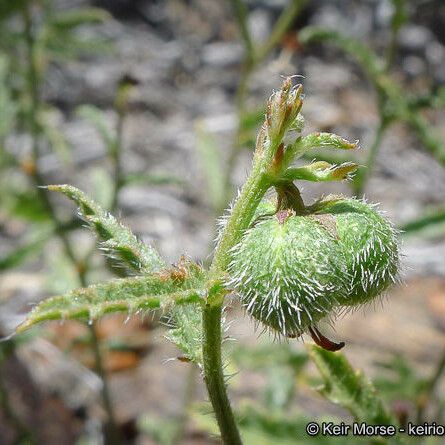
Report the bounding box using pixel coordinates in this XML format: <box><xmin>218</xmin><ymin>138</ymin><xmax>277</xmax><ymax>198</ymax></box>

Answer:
<box><xmin>228</xmin><ymin>198</ymin><xmax>399</xmax><ymax>337</ymax></box>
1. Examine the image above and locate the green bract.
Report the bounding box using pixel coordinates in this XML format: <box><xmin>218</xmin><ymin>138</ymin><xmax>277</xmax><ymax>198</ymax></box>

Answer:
<box><xmin>228</xmin><ymin>198</ymin><xmax>399</xmax><ymax>337</ymax></box>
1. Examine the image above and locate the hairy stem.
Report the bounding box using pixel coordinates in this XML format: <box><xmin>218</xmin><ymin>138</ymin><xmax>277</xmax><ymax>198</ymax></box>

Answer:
<box><xmin>211</xmin><ymin>160</ymin><xmax>270</xmax><ymax>276</ymax></box>
<box><xmin>22</xmin><ymin>8</ymin><xmax>121</xmax><ymax>444</ymax></box>
<box><xmin>202</xmin><ymin>304</ymin><xmax>242</xmax><ymax>445</ymax></box>
<box><xmin>203</xmin><ymin>116</ymin><xmax>281</xmax><ymax>443</ymax></box>
<box><xmin>202</xmin><ymin>167</ymin><xmax>269</xmax><ymax>444</ymax></box>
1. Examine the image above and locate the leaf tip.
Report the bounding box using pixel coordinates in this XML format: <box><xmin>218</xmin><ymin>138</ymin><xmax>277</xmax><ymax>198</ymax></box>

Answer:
<box><xmin>15</xmin><ymin>319</ymin><xmax>33</xmax><ymax>334</ymax></box>
<box><xmin>46</xmin><ymin>184</ymin><xmax>73</xmax><ymax>194</ymax></box>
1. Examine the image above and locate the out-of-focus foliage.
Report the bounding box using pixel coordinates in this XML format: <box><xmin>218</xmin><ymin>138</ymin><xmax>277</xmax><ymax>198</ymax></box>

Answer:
<box><xmin>374</xmin><ymin>355</ymin><xmax>427</xmax><ymax>409</ymax></box>
<box><xmin>1</xmin><ymin>1</ymin><xmax>445</xmax><ymax>444</ymax></box>
<box><xmin>308</xmin><ymin>346</ymin><xmax>399</xmax><ymax>428</ymax></box>
<box><xmin>47</xmin><ymin>185</ymin><xmax>165</xmax><ymax>274</ymax></box>
<box><xmin>0</xmin><ymin>0</ymin><xmax>111</xmax><ymax>270</ymax></box>
<box><xmin>400</xmin><ymin>206</ymin><xmax>445</xmax><ymax>237</ymax></box>
<box><xmin>299</xmin><ymin>27</ymin><xmax>444</xmax><ymax>166</ymax></box>
<box><xmin>193</xmin><ymin>403</ymin><xmax>363</xmax><ymax>445</ymax></box>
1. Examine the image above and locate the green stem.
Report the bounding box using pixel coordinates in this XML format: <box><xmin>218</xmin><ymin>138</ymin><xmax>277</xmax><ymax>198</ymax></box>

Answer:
<box><xmin>352</xmin><ymin>121</ymin><xmax>386</xmax><ymax>196</ymax></box>
<box><xmin>406</xmin><ymin>113</ymin><xmax>445</xmax><ymax>165</ymax></box>
<box><xmin>0</xmin><ymin>345</ymin><xmax>35</xmax><ymax>444</ymax></box>
<box><xmin>255</xmin><ymin>0</ymin><xmax>307</xmax><ymax>63</ymax></box>
<box><xmin>110</xmin><ymin>85</ymin><xmax>128</xmax><ymax>212</ymax></box>
<box><xmin>417</xmin><ymin>350</ymin><xmax>445</xmax><ymax>423</ymax></box>
<box><xmin>171</xmin><ymin>364</ymin><xmax>197</xmax><ymax>445</ymax></box>
<box><xmin>384</xmin><ymin>0</ymin><xmax>406</xmax><ymax>71</ymax></box>
<box><xmin>203</xmin><ymin>117</ymin><xmax>280</xmax><ymax>443</ymax></box>
<box><xmin>228</xmin><ymin>0</ymin><xmax>254</xmax><ymax>64</ymax></box>
<box><xmin>211</xmin><ymin>160</ymin><xmax>270</xmax><ymax>275</ymax></box>
<box><xmin>22</xmin><ymin>8</ymin><xmax>121</xmax><ymax>444</ymax></box>
<box><xmin>202</xmin><ymin>169</ymin><xmax>269</xmax><ymax>444</ymax></box>
<box><xmin>202</xmin><ymin>304</ymin><xmax>242</xmax><ymax>445</ymax></box>
<box><xmin>110</xmin><ymin>120</ymin><xmax>123</xmax><ymax>212</ymax></box>
<box><xmin>89</xmin><ymin>323</ymin><xmax>121</xmax><ymax>445</ymax></box>
<box><xmin>201</xmin><ymin>21</ymin><xmax>300</xmax><ymax>438</ymax></box>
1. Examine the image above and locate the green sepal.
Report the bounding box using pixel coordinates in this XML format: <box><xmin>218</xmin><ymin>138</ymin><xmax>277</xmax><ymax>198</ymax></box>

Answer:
<box><xmin>284</xmin><ymin>132</ymin><xmax>358</xmax><ymax>167</ymax></box>
<box><xmin>299</xmin><ymin>132</ymin><xmax>358</xmax><ymax>153</ymax></box>
<box><xmin>282</xmin><ymin>161</ymin><xmax>358</xmax><ymax>182</ymax></box>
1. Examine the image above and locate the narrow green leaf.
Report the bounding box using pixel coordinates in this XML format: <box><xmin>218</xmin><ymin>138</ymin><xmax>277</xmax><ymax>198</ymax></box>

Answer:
<box><xmin>76</xmin><ymin>104</ymin><xmax>115</xmax><ymax>150</ymax></box>
<box><xmin>17</xmin><ymin>264</ymin><xmax>207</xmax><ymax>332</ymax></box>
<box><xmin>282</xmin><ymin>161</ymin><xmax>358</xmax><ymax>182</ymax></box>
<box><xmin>0</xmin><ymin>231</ymin><xmax>51</xmax><ymax>271</ymax></box>
<box><xmin>90</xmin><ymin>167</ymin><xmax>114</xmax><ymax>208</ymax></box>
<box><xmin>389</xmin><ymin>0</ymin><xmax>408</xmax><ymax>31</ymax></box>
<box><xmin>45</xmin><ymin>33</ymin><xmax>113</xmax><ymax>60</ymax></box>
<box><xmin>308</xmin><ymin>345</ymin><xmax>399</xmax><ymax>427</ymax></box>
<box><xmin>40</xmin><ymin>112</ymin><xmax>71</xmax><ymax>163</ymax></box>
<box><xmin>0</xmin><ymin>0</ymin><xmax>32</xmax><ymax>21</ymax></box>
<box><xmin>406</xmin><ymin>113</ymin><xmax>445</xmax><ymax>165</ymax></box>
<box><xmin>285</xmin><ymin>132</ymin><xmax>358</xmax><ymax>167</ymax></box>
<box><xmin>400</xmin><ymin>205</ymin><xmax>445</xmax><ymax>235</ymax></box>
<box><xmin>7</xmin><ymin>189</ymin><xmax>51</xmax><ymax>222</ymax></box>
<box><xmin>47</xmin><ymin>184</ymin><xmax>165</xmax><ymax>273</ymax></box>
<box><xmin>193</xmin><ymin>403</ymin><xmax>357</xmax><ymax>445</ymax></box>
<box><xmin>196</xmin><ymin>125</ymin><xmax>226</xmax><ymax>211</ymax></box>
<box><xmin>299</xmin><ymin>27</ymin><xmax>385</xmax><ymax>80</ymax></box>
<box><xmin>122</xmin><ymin>173</ymin><xmax>183</xmax><ymax>187</ymax></box>
<box><xmin>0</xmin><ymin>55</ymin><xmax>16</xmax><ymax>139</ymax></box>
<box><xmin>408</xmin><ymin>86</ymin><xmax>445</xmax><ymax>110</ymax></box>
<box><xmin>49</xmin><ymin>7</ymin><xmax>110</xmax><ymax>29</ymax></box>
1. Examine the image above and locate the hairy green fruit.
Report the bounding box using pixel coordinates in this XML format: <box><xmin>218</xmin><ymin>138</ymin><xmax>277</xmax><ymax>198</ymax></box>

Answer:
<box><xmin>228</xmin><ymin>198</ymin><xmax>399</xmax><ymax>337</ymax></box>
<box><xmin>228</xmin><ymin>202</ymin><xmax>349</xmax><ymax>337</ymax></box>
<box><xmin>312</xmin><ymin>197</ymin><xmax>399</xmax><ymax>306</ymax></box>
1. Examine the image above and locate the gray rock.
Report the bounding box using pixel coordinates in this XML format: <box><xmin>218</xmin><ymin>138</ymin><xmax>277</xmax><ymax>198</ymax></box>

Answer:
<box><xmin>399</xmin><ymin>25</ymin><xmax>433</xmax><ymax>52</ymax></box>
<box><xmin>201</xmin><ymin>42</ymin><xmax>244</xmax><ymax>67</ymax></box>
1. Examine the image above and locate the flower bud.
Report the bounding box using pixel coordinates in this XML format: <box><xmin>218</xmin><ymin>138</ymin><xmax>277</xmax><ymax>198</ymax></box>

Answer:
<box><xmin>266</xmin><ymin>78</ymin><xmax>303</xmax><ymax>142</ymax></box>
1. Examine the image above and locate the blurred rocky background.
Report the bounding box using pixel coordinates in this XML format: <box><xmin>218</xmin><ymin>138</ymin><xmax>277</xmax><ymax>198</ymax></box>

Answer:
<box><xmin>0</xmin><ymin>0</ymin><xmax>444</xmax><ymax>444</ymax></box>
